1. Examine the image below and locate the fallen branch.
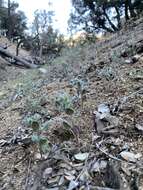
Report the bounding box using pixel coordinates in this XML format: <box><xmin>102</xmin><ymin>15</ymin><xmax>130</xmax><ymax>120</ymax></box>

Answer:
<box><xmin>95</xmin><ymin>142</ymin><xmax>143</xmax><ymax>168</ymax></box>
<box><xmin>25</xmin><ymin>157</ymin><xmax>32</xmax><ymax>190</ymax></box>
<box><xmin>0</xmin><ymin>46</ymin><xmax>38</xmax><ymax>69</ymax></box>
<box><xmin>96</xmin><ymin>142</ymin><xmax>124</xmax><ymax>162</ymax></box>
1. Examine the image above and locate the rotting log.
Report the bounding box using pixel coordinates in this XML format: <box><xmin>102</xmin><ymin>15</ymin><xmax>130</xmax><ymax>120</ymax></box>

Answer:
<box><xmin>0</xmin><ymin>46</ymin><xmax>38</xmax><ymax>69</ymax></box>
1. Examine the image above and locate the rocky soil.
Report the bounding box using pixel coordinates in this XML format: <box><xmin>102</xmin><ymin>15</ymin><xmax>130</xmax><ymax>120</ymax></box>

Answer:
<box><xmin>0</xmin><ymin>18</ymin><xmax>143</xmax><ymax>190</ymax></box>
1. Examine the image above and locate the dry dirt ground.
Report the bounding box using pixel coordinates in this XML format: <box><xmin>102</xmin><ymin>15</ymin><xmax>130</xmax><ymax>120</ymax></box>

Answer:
<box><xmin>0</xmin><ymin>18</ymin><xmax>143</xmax><ymax>190</ymax></box>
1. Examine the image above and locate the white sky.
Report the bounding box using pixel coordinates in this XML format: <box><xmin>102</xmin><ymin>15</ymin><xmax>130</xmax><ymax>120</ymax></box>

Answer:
<box><xmin>17</xmin><ymin>0</ymin><xmax>72</xmax><ymax>35</ymax></box>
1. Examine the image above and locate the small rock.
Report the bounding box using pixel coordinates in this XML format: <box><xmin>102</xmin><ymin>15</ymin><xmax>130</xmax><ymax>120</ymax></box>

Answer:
<box><xmin>34</xmin><ymin>153</ymin><xmax>41</xmax><ymax>160</ymax></box>
<box><xmin>98</xmin><ymin>103</ymin><xmax>110</xmax><ymax>114</ymax></box>
<box><xmin>43</xmin><ymin>168</ymin><xmax>53</xmax><ymax>179</ymax></box>
<box><xmin>124</xmin><ymin>59</ymin><xmax>133</xmax><ymax>64</ymax></box>
<box><xmin>58</xmin><ymin>176</ymin><xmax>65</xmax><ymax>186</ymax></box>
<box><xmin>135</xmin><ymin>153</ymin><xmax>142</xmax><ymax>159</ymax></box>
<box><xmin>68</xmin><ymin>180</ymin><xmax>79</xmax><ymax>190</ymax></box>
<box><xmin>74</xmin><ymin>153</ymin><xmax>89</xmax><ymax>162</ymax></box>
<box><xmin>65</xmin><ymin>174</ymin><xmax>75</xmax><ymax>181</ymax></box>
<box><xmin>34</xmin><ymin>153</ymin><xmax>48</xmax><ymax>160</ymax></box>
<box><xmin>92</xmin><ymin>160</ymin><xmax>107</xmax><ymax>172</ymax></box>
<box><xmin>39</xmin><ymin>68</ymin><xmax>47</xmax><ymax>74</ymax></box>
<box><xmin>135</xmin><ymin>124</ymin><xmax>143</xmax><ymax>132</ymax></box>
<box><xmin>122</xmin><ymin>143</ymin><xmax>130</xmax><ymax>151</ymax></box>
<box><xmin>120</xmin><ymin>151</ymin><xmax>141</xmax><ymax>163</ymax></box>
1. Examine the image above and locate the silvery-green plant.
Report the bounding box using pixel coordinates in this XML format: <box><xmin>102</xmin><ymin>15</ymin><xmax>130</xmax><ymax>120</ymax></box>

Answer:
<box><xmin>99</xmin><ymin>67</ymin><xmax>115</xmax><ymax>80</ymax></box>
<box><xmin>25</xmin><ymin>96</ymin><xmax>47</xmax><ymax>114</ymax></box>
<box><xmin>24</xmin><ymin>114</ymin><xmax>49</xmax><ymax>158</ymax></box>
<box><xmin>55</xmin><ymin>92</ymin><xmax>74</xmax><ymax>114</ymax></box>
<box><xmin>70</xmin><ymin>78</ymin><xmax>87</xmax><ymax>109</ymax></box>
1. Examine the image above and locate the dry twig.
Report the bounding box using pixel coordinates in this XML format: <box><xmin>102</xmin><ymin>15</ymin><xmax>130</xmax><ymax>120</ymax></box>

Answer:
<box><xmin>24</xmin><ymin>157</ymin><xmax>32</xmax><ymax>190</ymax></box>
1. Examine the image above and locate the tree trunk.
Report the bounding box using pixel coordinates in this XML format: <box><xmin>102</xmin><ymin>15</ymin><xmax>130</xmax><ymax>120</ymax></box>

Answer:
<box><xmin>39</xmin><ymin>43</ymin><xmax>43</xmax><ymax>58</ymax></box>
<box><xmin>16</xmin><ymin>40</ymin><xmax>22</xmax><ymax>56</ymax></box>
<box><xmin>114</xmin><ymin>6</ymin><xmax>121</xmax><ymax>29</ymax></box>
<box><xmin>103</xmin><ymin>8</ymin><xmax>118</xmax><ymax>32</ymax></box>
<box><xmin>7</xmin><ymin>0</ymin><xmax>12</xmax><ymax>39</ymax></box>
<box><xmin>128</xmin><ymin>0</ymin><xmax>136</xmax><ymax>17</ymax></box>
<box><xmin>125</xmin><ymin>1</ymin><xmax>129</xmax><ymax>20</ymax></box>
<box><xmin>101</xmin><ymin>25</ymin><xmax>114</xmax><ymax>33</ymax></box>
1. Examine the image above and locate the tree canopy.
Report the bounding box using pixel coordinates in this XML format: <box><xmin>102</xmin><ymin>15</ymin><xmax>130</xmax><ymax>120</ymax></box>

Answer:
<box><xmin>69</xmin><ymin>0</ymin><xmax>143</xmax><ymax>33</ymax></box>
<box><xmin>0</xmin><ymin>0</ymin><xmax>27</xmax><ymax>39</ymax></box>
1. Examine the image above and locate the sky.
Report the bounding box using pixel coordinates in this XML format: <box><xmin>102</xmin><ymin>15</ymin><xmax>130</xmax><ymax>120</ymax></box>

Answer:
<box><xmin>17</xmin><ymin>0</ymin><xmax>72</xmax><ymax>35</ymax></box>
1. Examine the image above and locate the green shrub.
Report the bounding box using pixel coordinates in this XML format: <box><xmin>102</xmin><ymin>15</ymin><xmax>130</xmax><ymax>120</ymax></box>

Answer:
<box><xmin>55</xmin><ymin>92</ymin><xmax>74</xmax><ymax>114</ymax></box>
<box><xmin>24</xmin><ymin>114</ymin><xmax>50</xmax><ymax>158</ymax></box>
<box><xmin>70</xmin><ymin>78</ymin><xmax>87</xmax><ymax>109</ymax></box>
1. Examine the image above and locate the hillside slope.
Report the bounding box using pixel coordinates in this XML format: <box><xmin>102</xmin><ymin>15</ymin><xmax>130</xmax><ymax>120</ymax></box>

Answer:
<box><xmin>0</xmin><ymin>18</ymin><xmax>143</xmax><ymax>190</ymax></box>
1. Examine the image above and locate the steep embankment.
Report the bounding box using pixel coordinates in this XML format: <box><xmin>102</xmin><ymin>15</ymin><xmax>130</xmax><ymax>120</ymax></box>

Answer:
<box><xmin>0</xmin><ymin>18</ymin><xmax>143</xmax><ymax>190</ymax></box>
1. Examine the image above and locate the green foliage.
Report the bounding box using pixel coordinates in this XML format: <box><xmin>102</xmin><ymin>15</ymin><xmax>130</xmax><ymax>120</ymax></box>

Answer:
<box><xmin>62</xmin><ymin>119</ymin><xmax>72</xmax><ymax>129</ymax></box>
<box><xmin>0</xmin><ymin>1</ymin><xmax>27</xmax><ymax>38</ymax></box>
<box><xmin>129</xmin><ymin>69</ymin><xmax>143</xmax><ymax>80</ymax></box>
<box><xmin>123</xmin><ymin>43</ymin><xmax>136</xmax><ymax>57</ymax></box>
<box><xmin>14</xmin><ymin>72</ymin><xmax>45</xmax><ymax>94</ymax></box>
<box><xmin>11</xmin><ymin>10</ymin><xmax>27</xmax><ymax>37</ymax></box>
<box><xmin>98</xmin><ymin>67</ymin><xmax>116</xmax><ymax>81</ymax></box>
<box><xmin>69</xmin><ymin>0</ymin><xmax>143</xmax><ymax>34</ymax></box>
<box><xmin>0</xmin><ymin>6</ymin><xmax>7</xmax><ymax>30</ymax></box>
<box><xmin>31</xmin><ymin>9</ymin><xmax>64</xmax><ymax>57</ymax></box>
<box><xmin>24</xmin><ymin>113</ymin><xmax>41</xmax><ymax>128</ymax></box>
<box><xmin>24</xmin><ymin>114</ymin><xmax>50</xmax><ymax>156</ymax></box>
<box><xmin>70</xmin><ymin>78</ymin><xmax>87</xmax><ymax>109</ymax></box>
<box><xmin>55</xmin><ymin>92</ymin><xmax>74</xmax><ymax>114</ymax></box>
<box><xmin>50</xmin><ymin>42</ymin><xmax>89</xmax><ymax>79</ymax></box>
<box><xmin>14</xmin><ymin>82</ymin><xmax>35</xmax><ymax>99</ymax></box>
<box><xmin>70</xmin><ymin>78</ymin><xmax>87</xmax><ymax>97</ymax></box>
<box><xmin>25</xmin><ymin>98</ymin><xmax>43</xmax><ymax>114</ymax></box>
<box><xmin>24</xmin><ymin>94</ymin><xmax>47</xmax><ymax>115</ymax></box>
<box><xmin>69</xmin><ymin>0</ymin><xmax>121</xmax><ymax>33</ymax></box>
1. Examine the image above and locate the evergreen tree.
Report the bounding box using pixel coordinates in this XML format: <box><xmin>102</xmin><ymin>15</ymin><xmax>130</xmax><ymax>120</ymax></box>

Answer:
<box><xmin>69</xmin><ymin>0</ymin><xmax>143</xmax><ymax>34</ymax></box>
<box><xmin>0</xmin><ymin>0</ymin><xmax>27</xmax><ymax>39</ymax></box>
